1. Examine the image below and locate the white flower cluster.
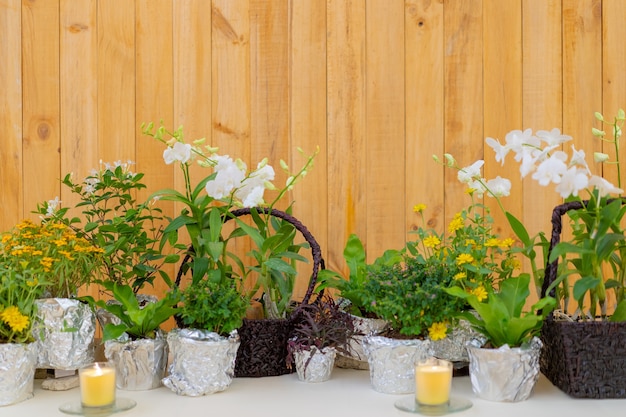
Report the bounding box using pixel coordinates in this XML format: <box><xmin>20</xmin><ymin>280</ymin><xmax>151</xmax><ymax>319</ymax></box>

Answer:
<box><xmin>485</xmin><ymin>128</ymin><xmax>623</xmax><ymax>199</ymax></box>
<box><xmin>162</xmin><ymin>141</ymin><xmax>275</xmax><ymax>208</ymax></box>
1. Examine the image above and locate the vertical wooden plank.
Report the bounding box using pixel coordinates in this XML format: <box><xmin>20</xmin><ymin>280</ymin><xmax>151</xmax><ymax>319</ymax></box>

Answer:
<box><xmin>135</xmin><ymin>0</ymin><xmax>174</xmax><ymax>297</ymax></box>
<box><xmin>522</xmin><ymin>0</ymin><xmax>563</xmax><ymax>292</ymax></box>
<box><xmin>22</xmin><ymin>0</ymin><xmax>60</xmax><ymax>220</ymax></box>
<box><xmin>97</xmin><ymin>0</ymin><xmax>135</xmax><ymax>163</ymax></box>
<box><xmin>326</xmin><ymin>0</ymin><xmax>366</xmax><ymax>274</ymax></box>
<box><xmin>250</xmin><ymin>0</ymin><xmax>290</xmax><ymax>207</ymax></box>
<box><xmin>602</xmin><ymin>0</ymin><xmax>626</xmax><ymax>188</ymax></box>
<box><xmin>443</xmin><ymin>0</ymin><xmax>483</xmax><ymax>222</ymax></box>
<box><xmin>482</xmin><ymin>0</ymin><xmax>522</xmax><ymax>236</ymax></box>
<box><xmin>405</xmin><ymin>0</ymin><xmax>445</xmax><ymax>238</ymax></box>
<box><xmin>0</xmin><ymin>0</ymin><xmax>22</xmax><ymax>231</ymax></box>
<box><xmin>59</xmin><ymin>0</ymin><xmax>97</xmax><ymax>217</ymax></box>
<box><xmin>562</xmin><ymin>0</ymin><xmax>602</xmax><ymax>163</ymax></box>
<box><xmin>365</xmin><ymin>0</ymin><xmax>405</xmax><ymax>259</ymax></box>
<box><xmin>288</xmin><ymin>0</ymin><xmax>327</xmax><ymax>299</ymax></box>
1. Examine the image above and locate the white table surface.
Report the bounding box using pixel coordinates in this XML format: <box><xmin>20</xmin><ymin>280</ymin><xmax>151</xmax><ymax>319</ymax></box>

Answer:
<box><xmin>2</xmin><ymin>368</ymin><xmax>625</xmax><ymax>416</ymax></box>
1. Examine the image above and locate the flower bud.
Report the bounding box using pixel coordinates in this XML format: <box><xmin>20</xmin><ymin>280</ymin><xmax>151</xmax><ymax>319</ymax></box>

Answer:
<box><xmin>594</xmin><ymin>152</ymin><xmax>609</xmax><ymax>163</ymax></box>
<box><xmin>444</xmin><ymin>153</ymin><xmax>456</xmax><ymax>167</ymax></box>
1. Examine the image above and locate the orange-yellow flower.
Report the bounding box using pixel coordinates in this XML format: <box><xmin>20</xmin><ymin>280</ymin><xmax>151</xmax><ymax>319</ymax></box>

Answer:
<box><xmin>456</xmin><ymin>253</ymin><xmax>474</xmax><ymax>266</ymax></box>
<box><xmin>423</xmin><ymin>235</ymin><xmax>441</xmax><ymax>248</ymax></box>
<box><xmin>428</xmin><ymin>322</ymin><xmax>448</xmax><ymax>341</ymax></box>
<box><xmin>472</xmin><ymin>286</ymin><xmax>488</xmax><ymax>302</ymax></box>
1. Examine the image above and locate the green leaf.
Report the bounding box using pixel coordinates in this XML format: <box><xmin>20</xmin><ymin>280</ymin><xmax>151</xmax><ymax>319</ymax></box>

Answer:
<box><xmin>573</xmin><ymin>276</ymin><xmax>601</xmax><ymax>302</ymax></box>
<box><xmin>610</xmin><ymin>300</ymin><xmax>626</xmax><ymax>322</ymax></box>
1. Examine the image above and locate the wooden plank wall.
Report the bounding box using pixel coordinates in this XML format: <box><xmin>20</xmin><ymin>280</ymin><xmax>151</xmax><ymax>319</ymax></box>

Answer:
<box><xmin>2</xmin><ymin>0</ymin><xmax>626</xmax><ymax>301</ymax></box>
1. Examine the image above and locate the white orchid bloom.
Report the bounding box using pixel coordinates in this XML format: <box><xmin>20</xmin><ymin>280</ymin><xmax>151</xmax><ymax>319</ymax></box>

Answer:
<box><xmin>588</xmin><ymin>175</ymin><xmax>624</xmax><ymax>197</ymax></box>
<box><xmin>468</xmin><ymin>179</ymin><xmax>488</xmax><ymax>197</ymax></box>
<box><xmin>536</xmin><ymin>128</ymin><xmax>573</xmax><ymax>147</ymax></box>
<box><xmin>486</xmin><ymin>137</ymin><xmax>509</xmax><ymax>165</ymax></box>
<box><xmin>504</xmin><ymin>129</ymin><xmax>536</xmax><ymax>161</ymax></box>
<box><xmin>163</xmin><ymin>142</ymin><xmax>192</xmax><ymax>165</ymax></box>
<box><xmin>241</xmin><ymin>186</ymin><xmax>266</xmax><ymax>208</ymax></box>
<box><xmin>532</xmin><ymin>151</ymin><xmax>568</xmax><ymax>186</ymax></box>
<box><xmin>555</xmin><ymin>167</ymin><xmax>589</xmax><ymax>198</ymax></box>
<box><xmin>486</xmin><ymin>176</ymin><xmax>511</xmax><ymax>197</ymax></box>
<box><xmin>46</xmin><ymin>196</ymin><xmax>61</xmax><ymax>216</ymax></box>
<box><xmin>458</xmin><ymin>160</ymin><xmax>484</xmax><ymax>184</ymax></box>
<box><xmin>569</xmin><ymin>145</ymin><xmax>589</xmax><ymax>171</ymax></box>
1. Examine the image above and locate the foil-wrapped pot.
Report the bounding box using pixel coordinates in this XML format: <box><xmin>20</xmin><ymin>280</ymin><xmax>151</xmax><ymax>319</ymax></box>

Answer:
<box><xmin>363</xmin><ymin>335</ymin><xmax>431</xmax><ymax>394</ymax></box>
<box><xmin>0</xmin><ymin>342</ymin><xmax>38</xmax><ymax>406</ymax></box>
<box><xmin>335</xmin><ymin>314</ymin><xmax>388</xmax><ymax>370</ymax></box>
<box><xmin>466</xmin><ymin>337</ymin><xmax>542</xmax><ymax>402</ymax></box>
<box><xmin>96</xmin><ymin>294</ymin><xmax>159</xmax><ymax>329</ymax></box>
<box><xmin>104</xmin><ymin>331</ymin><xmax>168</xmax><ymax>390</ymax></box>
<box><xmin>293</xmin><ymin>346</ymin><xmax>336</xmax><ymax>383</ymax></box>
<box><xmin>33</xmin><ymin>298</ymin><xmax>95</xmax><ymax>370</ymax></box>
<box><xmin>429</xmin><ymin>318</ymin><xmax>486</xmax><ymax>363</ymax></box>
<box><xmin>163</xmin><ymin>329</ymin><xmax>240</xmax><ymax>396</ymax></box>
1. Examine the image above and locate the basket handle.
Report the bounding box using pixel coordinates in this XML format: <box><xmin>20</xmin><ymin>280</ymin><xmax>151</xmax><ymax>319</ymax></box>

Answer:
<box><xmin>175</xmin><ymin>207</ymin><xmax>324</xmax><ymax>306</ymax></box>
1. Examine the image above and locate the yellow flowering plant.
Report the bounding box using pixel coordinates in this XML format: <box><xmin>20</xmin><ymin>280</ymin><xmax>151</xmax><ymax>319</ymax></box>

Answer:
<box><xmin>0</xmin><ymin>219</ymin><xmax>103</xmax><ymax>299</ymax></box>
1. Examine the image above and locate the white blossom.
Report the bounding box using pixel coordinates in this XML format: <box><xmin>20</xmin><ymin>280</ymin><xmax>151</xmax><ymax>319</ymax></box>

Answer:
<box><xmin>163</xmin><ymin>142</ymin><xmax>192</xmax><ymax>165</ymax></box>
<box><xmin>485</xmin><ymin>137</ymin><xmax>509</xmax><ymax>165</ymax></box>
<box><xmin>242</xmin><ymin>186</ymin><xmax>266</xmax><ymax>208</ymax></box>
<box><xmin>588</xmin><ymin>175</ymin><xmax>623</xmax><ymax>197</ymax></box>
<box><xmin>458</xmin><ymin>160</ymin><xmax>484</xmax><ymax>184</ymax></box>
<box><xmin>46</xmin><ymin>196</ymin><xmax>61</xmax><ymax>216</ymax></box>
<box><xmin>486</xmin><ymin>176</ymin><xmax>511</xmax><ymax>197</ymax></box>
<box><xmin>536</xmin><ymin>128</ymin><xmax>573</xmax><ymax>147</ymax></box>
<box><xmin>555</xmin><ymin>167</ymin><xmax>589</xmax><ymax>198</ymax></box>
<box><xmin>532</xmin><ymin>151</ymin><xmax>568</xmax><ymax>186</ymax></box>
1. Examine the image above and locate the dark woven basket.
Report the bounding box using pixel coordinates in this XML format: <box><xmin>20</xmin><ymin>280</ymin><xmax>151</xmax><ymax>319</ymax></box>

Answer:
<box><xmin>541</xmin><ymin>200</ymin><xmax>626</xmax><ymax>398</ymax></box>
<box><xmin>175</xmin><ymin>207</ymin><xmax>324</xmax><ymax>378</ymax></box>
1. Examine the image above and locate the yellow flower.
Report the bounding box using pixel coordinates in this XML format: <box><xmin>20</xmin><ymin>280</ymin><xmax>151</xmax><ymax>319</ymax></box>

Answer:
<box><xmin>500</xmin><ymin>237</ymin><xmax>515</xmax><ymax>248</ymax></box>
<box><xmin>456</xmin><ymin>253</ymin><xmax>474</xmax><ymax>266</ymax></box>
<box><xmin>413</xmin><ymin>203</ymin><xmax>427</xmax><ymax>213</ymax></box>
<box><xmin>428</xmin><ymin>322</ymin><xmax>448</xmax><ymax>341</ymax></box>
<box><xmin>448</xmin><ymin>214</ymin><xmax>464</xmax><ymax>233</ymax></box>
<box><xmin>0</xmin><ymin>306</ymin><xmax>30</xmax><ymax>333</ymax></box>
<box><xmin>423</xmin><ymin>235</ymin><xmax>441</xmax><ymax>248</ymax></box>
<box><xmin>472</xmin><ymin>286</ymin><xmax>488</xmax><ymax>302</ymax></box>
<box><xmin>453</xmin><ymin>272</ymin><xmax>467</xmax><ymax>280</ymax></box>
<box><xmin>485</xmin><ymin>238</ymin><xmax>500</xmax><ymax>247</ymax></box>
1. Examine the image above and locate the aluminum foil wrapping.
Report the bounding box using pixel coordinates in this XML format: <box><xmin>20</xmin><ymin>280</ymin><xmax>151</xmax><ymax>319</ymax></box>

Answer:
<box><xmin>0</xmin><ymin>343</ymin><xmax>38</xmax><ymax>406</ymax></box>
<box><xmin>163</xmin><ymin>329</ymin><xmax>240</xmax><ymax>396</ymax></box>
<box><xmin>33</xmin><ymin>298</ymin><xmax>95</xmax><ymax>370</ymax></box>
<box><xmin>294</xmin><ymin>346</ymin><xmax>337</xmax><ymax>383</ymax></box>
<box><xmin>466</xmin><ymin>337</ymin><xmax>542</xmax><ymax>402</ymax></box>
<box><xmin>96</xmin><ymin>294</ymin><xmax>159</xmax><ymax>329</ymax></box>
<box><xmin>104</xmin><ymin>332</ymin><xmax>168</xmax><ymax>390</ymax></box>
<box><xmin>363</xmin><ymin>335</ymin><xmax>432</xmax><ymax>394</ymax></box>
<box><xmin>336</xmin><ymin>315</ymin><xmax>388</xmax><ymax>370</ymax></box>
<box><xmin>429</xmin><ymin>318</ymin><xmax>487</xmax><ymax>363</ymax></box>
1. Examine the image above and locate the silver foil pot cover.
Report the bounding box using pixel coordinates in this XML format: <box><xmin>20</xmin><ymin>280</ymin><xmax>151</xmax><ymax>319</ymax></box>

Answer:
<box><xmin>163</xmin><ymin>328</ymin><xmax>240</xmax><ymax>396</ymax></box>
<box><xmin>293</xmin><ymin>346</ymin><xmax>336</xmax><ymax>383</ymax></box>
<box><xmin>33</xmin><ymin>298</ymin><xmax>95</xmax><ymax>370</ymax></box>
<box><xmin>0</xmin><ymin>342</ymin><xmax>38</xmax><ymax>406</ymax></box>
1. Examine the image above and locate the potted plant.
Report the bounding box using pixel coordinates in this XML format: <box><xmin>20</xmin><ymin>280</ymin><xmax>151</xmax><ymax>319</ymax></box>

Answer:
<box><xmin>1</xmin><ymin>218</ymin><xmax>103</xmax><ymax>372</ymax></box>
<box><xmin>0</xmin><ymin>244</ymin><xmax>47</xmax><ymax>405</ymax></box>
<box><xmin>143</xmin><ymin>122</ymin><xmax>320</xmax><ymax>378</ymax></box>
<box><xmin>287</xmin><ymin>295</ymin><xmax>357</xmax><ymax>383</ymax></box>
<box><xmin>163</xmin><ymin>277</ymin><xmax>249</xmax><ymax>396</ymax></box>
<box><xmin>82</xmin><ymin>281</ymin><xmax>179</xmax><ymax>390</ymax></box>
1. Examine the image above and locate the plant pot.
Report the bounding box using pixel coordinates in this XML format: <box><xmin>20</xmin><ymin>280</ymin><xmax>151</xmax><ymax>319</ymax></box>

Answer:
<box><xmin>466</xmin><ymin>337</ymin><xmax>542</xmax><ymax>402</ymax></box>
<box><xmin>234</xmin><ymin>318</ymin><xmax>294</xmax><ymax>377</ymax></box>
<box><xmin>429</xmin><ymin>317</ymin><xmax>486</xmax><ymax>375</ymax></box>
<box><xmin>104</xmin><ymin>332</ymin><xmax>168</xmax><ymax>390</ymax></box>
<box><xmin>0</xmin><ymin>342</ymin><xmax>38</xmax><ymax>406</ymax></box>
<box><xmin>33</xmin><ymin>298</ymin><xmax>95</xmax><ymax>370</ymax></box>
<box><xmin>163</xmin><ymin>329</ymin><xmax>240</xmax><ymax>396</ymax></box>
<box><xmin>335</xmin><ymin>314</ymin><xmax>388</xmax><ymax>370</ymax></box>
<box><xmin>293</xmin><ymin>346</ymin><xmax>336</xmax><ymax>383</ymax></box>
<box><xmin>362</xmin><ymin>335</ymin><xmax>431</xmax><ymax>394</ymax></box>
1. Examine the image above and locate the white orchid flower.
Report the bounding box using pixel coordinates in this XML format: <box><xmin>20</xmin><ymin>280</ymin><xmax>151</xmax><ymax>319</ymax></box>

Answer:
<box><xmin>536</xmin><ymin>128</ymin><xmax>573</xmax><ymax>147</ymax></box>
<box><xmin>532</xmin><ymin>151</ymin><xmax>568</xmax><ymax>186</ymax></box>
<box><xmin>458</xmin><ymin>160</ymin><xmax>484</xmax><ymax>184</ymax></box>
<box><xmin>555</xmin><ymin>167</ymin><xmax>589</xmax><ymax>198</ymax></box>
<box><xmin>588</xmin><ymin>175</ymin><xmax>624</xmax><ymax>197</ymax></box>
<box><xmin>486</xmin><ymin>176</ymin><xmax>511</xmax><ymax>197</ymax></box>
<box><xmin>163</xmin><ymin>142</ymin><xmax>192</xmax><ymax>165</ymax></box>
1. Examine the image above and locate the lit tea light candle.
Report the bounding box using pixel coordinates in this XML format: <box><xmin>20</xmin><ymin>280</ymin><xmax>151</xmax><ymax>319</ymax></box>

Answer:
<box><xmin>79</xmin><ymin>362</ymin><xmax>116</xmax><ymax>408</ymax></box>
<box><xmin>415</xmin><ymin>357</ymin><xmax>453</xmax><ymax>406</ymax></box>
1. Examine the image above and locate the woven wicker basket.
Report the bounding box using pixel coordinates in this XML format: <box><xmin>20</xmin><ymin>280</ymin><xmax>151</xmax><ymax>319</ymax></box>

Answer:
<box><xmin>175</xmin><ymin>207</ymin><xmax>324</xmax><ymax>378</ymax></box>
<box><xmin>540</xmin><ymin>200</ymin><xmax>626</xmax><ymax>398</ymax></box>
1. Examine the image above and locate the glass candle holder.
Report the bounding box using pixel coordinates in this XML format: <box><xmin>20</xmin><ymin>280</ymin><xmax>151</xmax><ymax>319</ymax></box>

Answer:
<box><xmin>79</xmin><ymin>362</ymin><xmax>116</xmax><ymax>409</ymax></box>
<box><xmin>414</xmin><ymin>357</ymin><xmax>453</xmax><ymax>406</ymax></box>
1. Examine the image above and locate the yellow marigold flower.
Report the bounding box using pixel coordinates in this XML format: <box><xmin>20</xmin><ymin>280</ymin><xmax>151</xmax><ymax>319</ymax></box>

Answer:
<box><xmin>0</xmin><ymin>306</ymin><xmax>30</xmax><ymax>333</ymax></box>
<box><xmin>456</xmin><ymin>253</ymin><xmax>474</xmax><ymax>266</ymax></box>
<box><xmin>428</xmin><ymin>322</ymin><xmax>448</xmax><ymax>341</ymax></box>
<box><xmin>485</xmin><ymin>238</ymin><xmax>500</xmax><ymax>247</ymax></box>
<box><xmin>413</xmin><ymin>203</ymin><xmax>427</xmax><ymax>213</ymax></box>
<box><xmin>500</xmin><ymin>238</ymin><xmax>515</xmax><ymax>248</ymax></box>
<box><xmin>472</xmin><ymin>286</ymin><xmax>488</xmax><ymax>302</ymax></box>
<box><xmin>423</xmin><ymin>235</ymin><xmax>441</xmax><ymax>248</ymax></box>
<box><xmin>453</xmin><ymin>272</ymin><xmax>467</xmax><ymax>280</ymax></box>
<box><xmin>448</xmin><ymin>215</ymin><xmax>464</xmax><ymax>234</ymax></box>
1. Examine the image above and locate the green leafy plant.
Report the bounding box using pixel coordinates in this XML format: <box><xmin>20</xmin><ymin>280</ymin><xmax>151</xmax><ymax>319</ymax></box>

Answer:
<box><xmin>175</xmin><ymin>277</ymin><xmax>249</xmax><ymax>336</ymax></box>
<box><xmin>37</xmin><ymin>161</ymin><xmax>179</xmax><ymax>293</ymax></box>
<box><xmin>0</xmin><ymin>219</ymin><xmax>103</xmax><ymax>299</ymax></box>
<box><xmin>82</xmin><ymin>281</ymin><xmax>179</xmax><ymax>341</ymax></box>
<box><xmin>446</xmin><ymin>275</ymin><xmax>556</xmax><ymax>348</ymax></box>
<box><xmin>143</xmin><ymin>122</ymin><xmax>317</xmax><ymax>319</ymax></box>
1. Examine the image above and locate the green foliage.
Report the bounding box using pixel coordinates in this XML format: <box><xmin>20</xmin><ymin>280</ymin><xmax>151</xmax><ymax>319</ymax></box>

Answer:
<box><xmin>176</xmin><ymin>278</ymin><xmax>249</xmax><ymax>336</ymax></box>
<box><xmin>83</xmin><ymin>281</ymin><xmax>179</xmax><ymax>341</ymax></box>
<box><xmin>37</xmin><ymin>162</ymin><xmax>179</xmax><ymax>293</ymax></box>
<box><xmin>446</xmin><ymin>275</ymin><xmax>556</xmax><ymax>347</ymax></box>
